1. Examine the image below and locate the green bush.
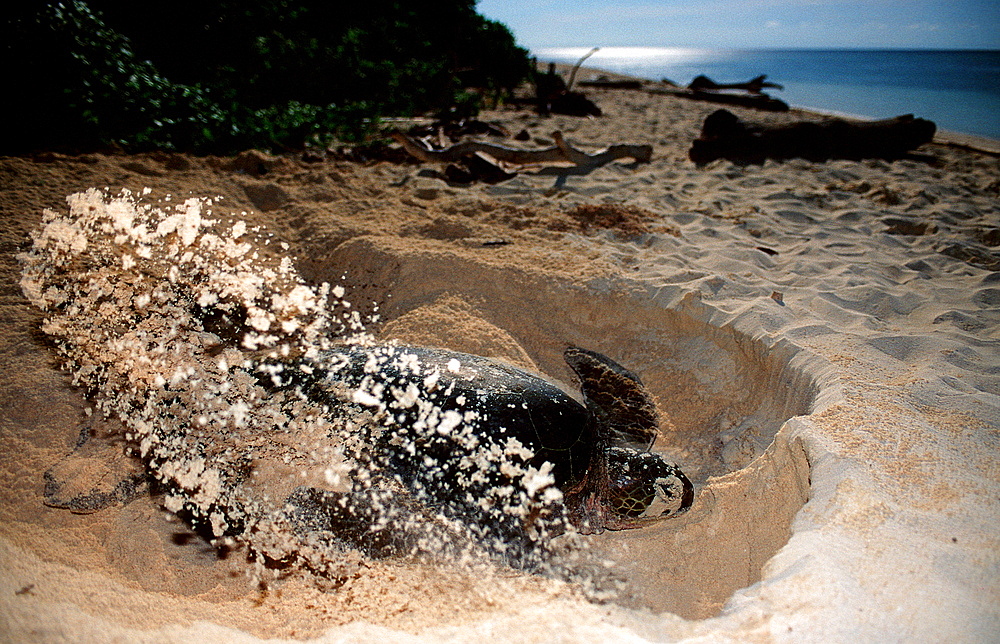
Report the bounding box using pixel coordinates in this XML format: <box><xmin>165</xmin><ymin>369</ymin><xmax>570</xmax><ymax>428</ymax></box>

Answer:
<box><xmin>2</xmin><ymin>1</ymin><xmax>531</xmax><ymax>154</ymax></box>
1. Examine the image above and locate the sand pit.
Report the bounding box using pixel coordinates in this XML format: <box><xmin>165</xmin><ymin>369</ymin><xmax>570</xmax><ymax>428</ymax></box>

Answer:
<box><xmin>321</xmin><ymin>235</ymin><xmax>837</xmax><ymax>618</ymax></box>
<box><xmin>1</xmin><ymin>78</ymin><xmax>998</xmax><ymax>641</ymax></box>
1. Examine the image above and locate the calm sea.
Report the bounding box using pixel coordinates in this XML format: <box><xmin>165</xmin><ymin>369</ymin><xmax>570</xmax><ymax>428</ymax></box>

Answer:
<box><xmin>535</xmin><ymin>48</ymin><xmax>1000</xmax><ymax>141</ymax></box>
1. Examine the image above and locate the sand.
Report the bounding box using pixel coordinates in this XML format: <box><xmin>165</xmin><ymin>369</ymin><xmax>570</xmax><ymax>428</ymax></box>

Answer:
<box><xmin>1</xmin><ymin>70</ymin><xmax>998</xmax><ymax>642</ymax></box>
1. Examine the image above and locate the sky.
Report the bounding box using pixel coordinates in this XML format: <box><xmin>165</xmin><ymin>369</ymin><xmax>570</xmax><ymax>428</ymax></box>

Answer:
<box><xmin>476</xmin><ymin>0</ymin><xmax>1000</xmax><ymax>50</ymax></box>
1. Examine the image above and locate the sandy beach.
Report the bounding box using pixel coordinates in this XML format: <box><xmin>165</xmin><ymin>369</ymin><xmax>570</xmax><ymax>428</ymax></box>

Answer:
<box><xmin>1</xmin><ymin>68</ymin><xmax>998</xmax><ymax>642</ymax></box>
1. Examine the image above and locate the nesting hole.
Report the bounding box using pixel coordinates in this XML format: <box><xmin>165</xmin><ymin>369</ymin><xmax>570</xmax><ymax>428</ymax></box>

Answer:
<box><xmin>305</xmin><ymin>236</ymin><xmax>838</xmax><ymax>620</ymax></box>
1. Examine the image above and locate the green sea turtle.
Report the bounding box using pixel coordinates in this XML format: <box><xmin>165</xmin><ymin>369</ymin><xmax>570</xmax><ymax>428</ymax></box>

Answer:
<box><xmin>42</xmin><ymin>339</ymin><xmax>693</xmax><ymax>564</ymax></box>
<box><xmin>278</xmin><ymin>343</ymin><xmax>693</xmax><ymax>547</ymax></box>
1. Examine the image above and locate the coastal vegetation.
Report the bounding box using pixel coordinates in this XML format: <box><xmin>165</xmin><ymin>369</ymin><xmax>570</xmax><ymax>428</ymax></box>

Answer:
<box><xmin>3</xmin><ymin>1</ymin><xmax>531</xmax><ymax>154</ymax></box>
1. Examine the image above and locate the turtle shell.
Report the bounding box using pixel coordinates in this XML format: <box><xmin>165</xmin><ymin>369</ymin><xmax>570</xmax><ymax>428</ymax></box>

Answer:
<box><xmin>305</xmin><ymin>346</ymin><xmax>597</xmax><ymax>515</ymax></box>
<box><xmin>283</xmin><ymin>343</ymin><xmax>691</xmax><ymax>540</ymax></box>
<box><xmin>42</xmin><ymin>341</ymin><xmax>690</xmax><ymax>553</ymax></box>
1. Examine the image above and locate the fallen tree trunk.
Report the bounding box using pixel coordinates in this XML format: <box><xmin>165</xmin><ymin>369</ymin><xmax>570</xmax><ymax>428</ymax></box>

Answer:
<box><xmin>689</xmin><ymin>109</ymin><xmax>937</xmax><ymax>165</ymax></box>
<box><xmin>391</xmin><ymin>130</ymin><xmax>651</xmax><ymax>171</ymax></box>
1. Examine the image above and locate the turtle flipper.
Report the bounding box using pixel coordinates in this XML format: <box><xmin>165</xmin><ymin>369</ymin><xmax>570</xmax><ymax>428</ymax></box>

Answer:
<box><xmin>563</xmin><ymin>347</ymin><xmax>660</xmax><ymax>450</ymax></box>
<box><xmin>43</xmin><ymin>422</ymin><xmax>149</xmax><ymax>514</ymax></box>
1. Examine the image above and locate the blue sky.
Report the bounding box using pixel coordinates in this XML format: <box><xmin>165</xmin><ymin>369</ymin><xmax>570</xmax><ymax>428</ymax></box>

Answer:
<box><xmin>477</xmin><ymin>0</ymin><xmax>1000</xmax><ymax>50</ymax></box>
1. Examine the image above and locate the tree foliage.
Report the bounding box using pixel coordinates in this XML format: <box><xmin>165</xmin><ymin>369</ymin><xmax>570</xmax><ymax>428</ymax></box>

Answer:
<box><xmin>2</xmin><ymin>1</ymin><xmax>531</xmax><ymax>154</ymax></box>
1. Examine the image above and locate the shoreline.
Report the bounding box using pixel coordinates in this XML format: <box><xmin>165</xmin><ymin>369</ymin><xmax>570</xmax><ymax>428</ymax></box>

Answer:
<box><xmin>543</xmin><ymin>56</ymin><xmax>1000</xmax><ymax>149</ymax></box>
<box><xmin>933</xmin><ymin>128</ymin><xmax>1000</xmax><ymax>155</ymax></box>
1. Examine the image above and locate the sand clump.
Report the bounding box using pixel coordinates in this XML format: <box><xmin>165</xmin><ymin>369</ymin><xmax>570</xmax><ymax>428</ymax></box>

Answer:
<box><xmin>16</xmin><ymin>188</ymin><xmax>374</xmax><ymax>582</ymax></box>
<box><xmin>1</xmin><ymin>77</ymin><xmax>998</xmax><ymax>641</ymax></box>
<box><xmin>16</xmin><ymin>188</ymin><xmax>620</xmax><ymax>596</ymax></box>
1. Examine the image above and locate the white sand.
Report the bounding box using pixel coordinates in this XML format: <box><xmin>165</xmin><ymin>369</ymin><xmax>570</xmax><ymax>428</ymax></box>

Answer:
<box><xmin>1</xmin><ymin>75</ymin><xmax>998</xmax><ymax>642</ymax></box>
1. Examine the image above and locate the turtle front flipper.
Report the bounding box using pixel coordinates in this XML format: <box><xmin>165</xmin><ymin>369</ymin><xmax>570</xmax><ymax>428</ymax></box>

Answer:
<box><xmin>563</xmin><ymin>346</ymin><xmax>660</xmax><ymax>450</ymax></box>
<box><xmin>43</xmin><ymin>422</ymin><xmax>149</xmax><ymax>514</ymax></box>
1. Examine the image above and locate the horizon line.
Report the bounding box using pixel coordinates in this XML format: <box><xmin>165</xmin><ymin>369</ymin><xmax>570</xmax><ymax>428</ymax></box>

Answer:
<box><xmin>532</xmin><ymin>45</ymin><xmax>1000</xmax><ymax>53</ymax></box>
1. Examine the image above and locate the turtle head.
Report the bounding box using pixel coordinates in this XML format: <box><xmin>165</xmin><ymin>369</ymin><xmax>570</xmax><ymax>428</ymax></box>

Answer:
<box><xmin>561</xmin><ymin>347</ymin><xmax>694</xmax><ymax>532</ymax></box>
<box><xmin>603</xmin><ymin>447</ymin><xmax>693</xmax><ymax>527</ymax></box>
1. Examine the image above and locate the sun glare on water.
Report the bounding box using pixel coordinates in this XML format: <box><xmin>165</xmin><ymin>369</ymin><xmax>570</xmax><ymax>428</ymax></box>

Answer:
<box><xmin>536</xmin><ymin>46</ymin><xmax>718</xmax><ymax>64</ymax></box>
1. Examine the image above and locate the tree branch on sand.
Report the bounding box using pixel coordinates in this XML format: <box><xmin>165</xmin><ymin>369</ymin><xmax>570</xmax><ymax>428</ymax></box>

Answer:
<box><xmin>390</xmin><ymin>130</ymin><xmax>652</xmax><ymax>181</ymax></box>
<box><xmin>567</xmin><ymin>47</ymin><xmax>600</xmax><ymax>91</ymax></box>
<box><xmin>651</xmin><ymin>83</ymin><xmax>789</xmax><ymax>111</ymax></box>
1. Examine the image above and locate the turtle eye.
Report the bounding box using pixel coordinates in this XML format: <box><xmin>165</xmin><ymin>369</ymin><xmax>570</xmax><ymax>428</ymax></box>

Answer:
<box><xmin>606</xmin><ymin>447</ymin><xmax>694</xmax><ymax>520</ymax></box>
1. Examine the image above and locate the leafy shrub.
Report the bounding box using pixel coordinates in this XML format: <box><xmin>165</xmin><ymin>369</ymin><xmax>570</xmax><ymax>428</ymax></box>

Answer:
<box><xmin>2</xmin><ymin>1</ymin><xmax>531</xmax><ymax>154</ymax></box>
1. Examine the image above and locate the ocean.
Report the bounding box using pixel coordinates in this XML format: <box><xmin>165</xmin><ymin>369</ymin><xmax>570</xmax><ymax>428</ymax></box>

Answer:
<box><xmin>535</xmin><ymin>48</ymin><xmax>1000</xmax><ymax>141</ymax></box>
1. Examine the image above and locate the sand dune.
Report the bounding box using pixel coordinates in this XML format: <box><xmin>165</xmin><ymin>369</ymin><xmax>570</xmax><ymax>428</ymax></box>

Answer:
<box><xmin>1</xmin><ymin>75</ymin><xmax>998</xmax><ymax>642</ymax></box>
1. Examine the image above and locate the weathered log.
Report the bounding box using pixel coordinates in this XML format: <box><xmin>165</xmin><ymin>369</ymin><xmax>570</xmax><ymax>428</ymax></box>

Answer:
<box><xmin>689</xmin><ymin>109</ymin><xmax>937</xmax><ymax>165</ymax></box>
<box><xmin>548</xmin><ymin>91</ymin><xmax>602</xmax><ymax>117</ymax></box>
<box><xmin>443</xmin><ymin>154</ymin><xmax>518</xmax><ymax>185</ymax></box>
<box><xmin>391</xmin><ymin>131</ymin><xmax>566</xmax><ymax>165</ymax></box>
<box><xmin>688</xmin><ymin>74</ymin><xmax>783</xmax><ymax>93</ymax></box>
<box><xmin>407</xmin><ymin>119</ymin><xmax>510</xmax><ymax>140</ymax></box>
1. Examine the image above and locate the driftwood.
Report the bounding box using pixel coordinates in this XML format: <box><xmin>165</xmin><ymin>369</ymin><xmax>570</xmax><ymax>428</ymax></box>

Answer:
<box><xmin>688</xmin><ymin>74</ymin><xmax>783</xmax><ymax>94</ymax></box>
<box><xmin>391</xmin><ymin>130</ymin><xmax>651</xmax><ymax>167</ymax></box>
<box><xmin>390</xmin><ymin>130</ymin><xmax>651</xmax><ymax>183</ymax></box>
<box><xmin>566</xmin><ymin>47</ymin><xmax>600</xmax><ymax>91</ymax></box>
<box><xmin>651</xmin><ymin>85</ymin><xmax>789</xmax><ymax>111</ymax></box>
<box><xmin>532</xmin><ymin>61</ymin><xmax>603</xmax><ymax>117</ymax></box>
<box><xmin>407</xmin><ymin>119</ymin><xmax>509</xmax><ymax>140</ymax></box>
<box><xmin>578</xmin><ymin>76</ymin><xmax>645</xmax><ymax>90</ymax></box>
<box><xmin>549</xmin><ymin>92</ymin><xmax>602</xmax><ymax>117</ymax></box>
<box><xmin>689</xmin><ymin>109</ymin><xmax>937</xmax><ymax>165</ymax></box>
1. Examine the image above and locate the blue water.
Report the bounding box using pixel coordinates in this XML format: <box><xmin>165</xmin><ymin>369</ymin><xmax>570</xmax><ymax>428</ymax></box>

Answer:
<box><xmin>535</xmin><ymin>48</ymin><xmax>1000</xmax><ymax>140</ymax></box>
